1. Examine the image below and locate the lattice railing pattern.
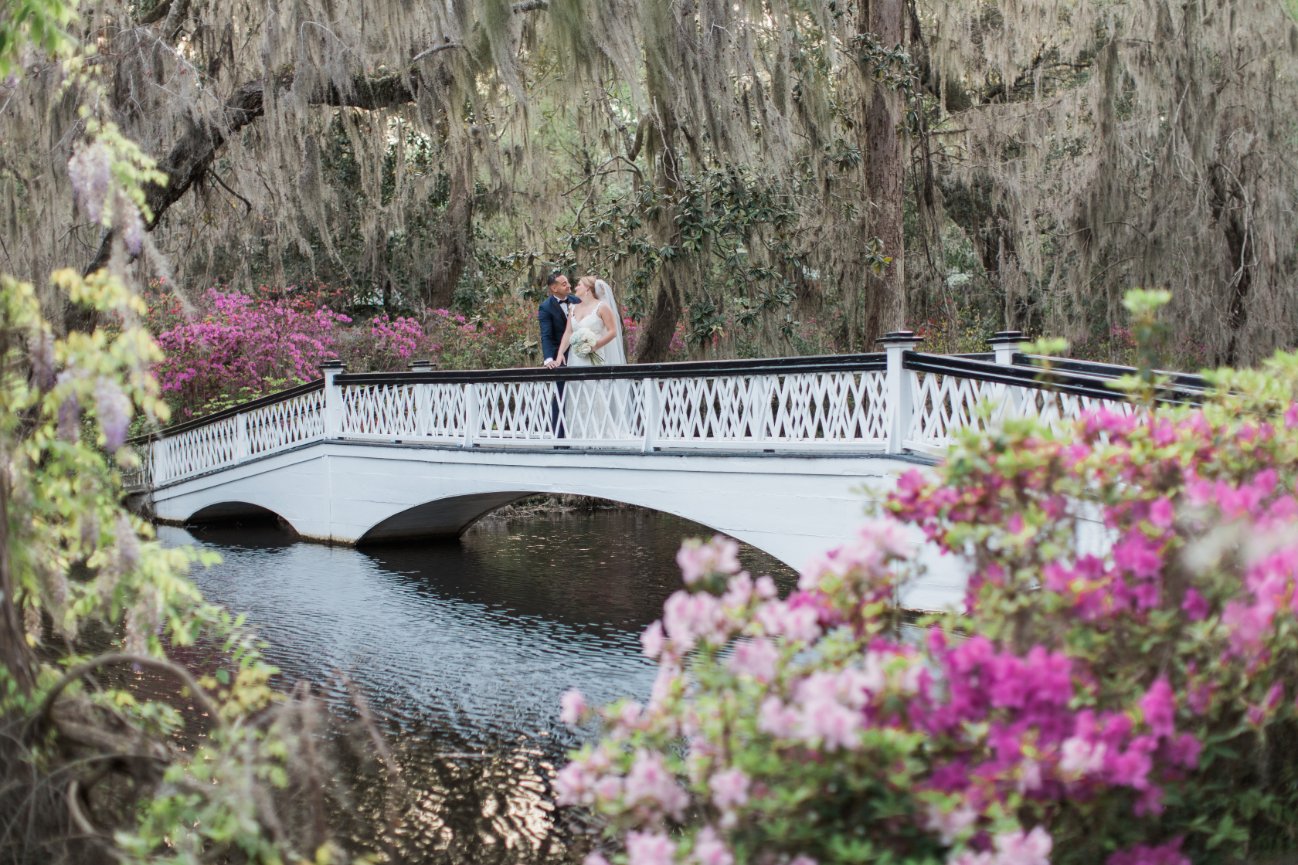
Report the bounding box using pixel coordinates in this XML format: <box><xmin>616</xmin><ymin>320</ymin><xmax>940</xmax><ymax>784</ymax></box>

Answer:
<box><xmin>768</xmin><ymin>371</ymin><xmax>888</xmax><ymax>443</ymax></box>
<box><xmin>1015</xmin><ymin>387</ymin><xmax>1135</xmax><ymax>435</ymax></box>
<box><xmin>141</xmin><ymin>353</ymin><xmax>1158</xmax><ymax>489</ymax></box>
<box><xmin>655</xmin><ymin>371</ymin><xmax>888</xmax><ymax>446</ymax></box>
<box><xmin>337</xmin><ymin>383</ymin><xmax>467</xmax><ymax>441</ymax></box>
<box><xmin>423</xmin><ymin>385</ymin><xmax>468</xmax><ymax>439</ymax></box>
<box><xmin>246</xmin><ymin>388</ymin><xmax>325</xmax><ymax>454</ymax></box>
<box><xmin>655</xmin><ymin>376</ymin><xmax>762</xmax><ymax>442</ymax></box>
<box><xmin>560</xmin><ymin>380</ymin><xmax>645</xmax><ymax>443</ymax></box>
<box><xmin>154</xmin><ymin>416</ymin><xmax>242</xmax><ymax>484</ymax></box>
<box><xmin>342</xmin><ymin>384</ymin><xmax>419</xmax><ymax>438</ymax></box>
<box><xmin>475</xmin><ymin>382</ymin><xmax>555</xmax><ymax>441</ymax></box>
<box><xmin>905</xmin><ymin>372</ymin><xmax>1131</xmax><ymax>450</ymax></box>
<box><xmin>906</xmin><ymin>372</ymin><xmax>999</xmax><ymax>449</ymax></box>
<box><xmin>150</xmin><ymin>388</ymin><xmax>325</xmax><ymax>485</ymax></box>
<box><xmin>121</xmin><ymin>443</ymin><xmax>152</xmax><ymax>492</ymax></box>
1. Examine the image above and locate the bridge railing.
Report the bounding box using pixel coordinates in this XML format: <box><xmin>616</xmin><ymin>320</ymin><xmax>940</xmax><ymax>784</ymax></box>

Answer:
<box><xmin>143</xmin><ymin>381</ymin><xmax>326</xmax><ymax>485</ymax></box>
<box><xmin>898</xmin><ymin>332</ymin><xmax>1205</xmax><ymax>454</ymax></box>
<box><xmin>332</xmin><ymin>353</ymin><xmax>892</xmax><ymax>452</ymax></box>
<box><xmin>1011</xmin><ymin>354</ymin><xmax>1209</xmax><ymax>400</ymax></box>
<box><xmin>903</xmin><ymin>352</ymin><xmax>1139</xmax><ymax>454</ymax></box>
<box><xmin>134</xmin><ymin>330</ymin><xmax>1205</xmax><ymax>489</ymax></box>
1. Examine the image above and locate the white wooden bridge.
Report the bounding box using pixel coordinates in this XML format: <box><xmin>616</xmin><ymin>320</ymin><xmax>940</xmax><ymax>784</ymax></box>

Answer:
<box><xmin>132</xmin><ymin>332</ymin><xmax>1203</xmax><ymax>609</ymax></box>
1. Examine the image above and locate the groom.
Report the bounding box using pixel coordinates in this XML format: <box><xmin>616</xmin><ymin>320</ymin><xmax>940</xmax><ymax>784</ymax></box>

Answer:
<box><xmin>538</xmin><ymin>271</ymin><xmax>574</xmax><ymax>369</ymax></box>
<box><xmin>538</xmin><ymin>271</ymin><xmax>574</xmax><ymax>438</ymax></box>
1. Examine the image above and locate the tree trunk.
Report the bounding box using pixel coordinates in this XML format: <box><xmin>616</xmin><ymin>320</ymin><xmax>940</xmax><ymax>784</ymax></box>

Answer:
<box><xmin>633</xmin><ymin>103</ymin><xmax>687</xmax><ymax>364</ymax></box>
<box><xmin>1209</xmin><ymin>162</ymin><xmax>1251</xmax><ymax>366</ymax></box>
<box><xmin>635</xmin><ymin>276</ymin><xmax>684</xmax><ymax>363</ymax></box>
<box><xmin>422</xmin><ymin>142</ymin><xmax>474</xmax><ymax>310</ymax></box>
<box><xmin>859</xmin><ymin>0</ymin><xmax>908</xmax><ymax>343</ymax></box>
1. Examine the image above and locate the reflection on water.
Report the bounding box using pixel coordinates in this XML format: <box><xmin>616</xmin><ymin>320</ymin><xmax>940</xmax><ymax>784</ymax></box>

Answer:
<box><xmin>164</xmin><ymin>509</ymin><xmax>795</xmax><ymax>863</ymax></box>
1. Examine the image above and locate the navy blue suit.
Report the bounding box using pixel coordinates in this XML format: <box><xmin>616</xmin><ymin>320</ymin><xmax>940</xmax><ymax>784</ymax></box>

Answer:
<box><xmin>538</xmin><ymin>295</ymin><xmax>573</xmax><ymax>363</ymax></box>
<box><xmin>539</xmin><ymin>294</ymin><xmax>573</xmax><ymax>437</ymax></box>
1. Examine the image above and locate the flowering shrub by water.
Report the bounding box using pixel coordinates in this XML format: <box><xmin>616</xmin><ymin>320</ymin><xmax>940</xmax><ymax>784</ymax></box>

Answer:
<box><xmin>151</xmin><ymin>288</ymin><xmax>351</xmax><ymax>416</ymax></box>
<box><xmin>558</xmin><ymin>353</ymin><xmax>1298</xmax><ymax>865</ymax></box>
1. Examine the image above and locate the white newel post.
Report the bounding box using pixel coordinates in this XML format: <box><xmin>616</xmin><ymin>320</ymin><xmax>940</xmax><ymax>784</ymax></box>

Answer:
<box><xmin>879</xmin><ymin>330</ymin><xmax>923</xmax><ymax>455</ymax></box>
<box><xmin>753</xmin><ymin>375</ymin><xmax>774</xmax><ymax>444</ymax></box>
<box><xmin>319</xmin><ymin>360</ymin><xmax>345</xmax><ymax>439</ymax></box>
<box><xmin>410</xmin><ymin>360</ymin><xmax>434</xmax><ymax>437</ymax></box>
<box><xmin>642</xmin><ymin>379</ymin><xmax>660</xmax><ymax>453</ymax></box>
<box><xmin>989</xmin><ymin>330</ymin><xmax>1027</xmax><ymax>419</ymax></box>
<box><xmin>149</xmin><ymin>438</ymin><xmax>164</xmax><ymax>486</ymax></box>
<box><xmin>463</xmin><ymin>383</ymin><xmax>479</xmax><ymax>448</ymax></box>
<box><xmin>990</xmin><ymin>330</ymin><xmax>1025</xmax><ymax>366</ymax></box>
<box><xmin>235</xmin><ymin>412</ymin><xmax>250</xmax><ymax>462</ymax></box>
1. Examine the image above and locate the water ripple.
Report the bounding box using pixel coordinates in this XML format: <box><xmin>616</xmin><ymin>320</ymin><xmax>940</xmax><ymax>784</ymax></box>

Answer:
<box><xmin>162</xmin><ymin>510</ymin><xmax>794</xmax><ymax>863</ymax></box>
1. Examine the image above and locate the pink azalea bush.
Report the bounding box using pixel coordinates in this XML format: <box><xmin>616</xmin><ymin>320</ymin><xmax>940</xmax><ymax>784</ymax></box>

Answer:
<box><xmin>559</xmin><ymin>352</ymin><xmax>1298</xmax><ymax>865</ymax></box>
<box><xmin>363</xmin><ymin>313</ymin><xmax>426</xmax><ymax>368</ymax></box>
<box><xmin>147</xmin><ymin>290</ymin><xmax>541</xmax><ymax>417</ymax></box>
<box><xmin>152</xmin><ymin>289</ymin><xmax>351</xmax><ymax>417</ymax></box>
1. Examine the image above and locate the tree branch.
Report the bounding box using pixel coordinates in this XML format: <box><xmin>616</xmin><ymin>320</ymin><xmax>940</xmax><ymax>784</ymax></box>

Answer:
<box><xmin>83</xmin><ymin>67</ymin><xmax>424</xmax><ymax>275</ymax></box>
<box><xmin>83</xmin><ymin>0</ymin><xmax>560</xmax><ymax>281</ymax></box>
<box><xmin>80</xmin><ymin>0</ymin><xmax>561</xmax><ymax>282</ymax></box>
<box><xmin>209</xmin><ymin>167</ymin><xmax>252</xmax><ymax>213</ymax></box>
<box><xmin>34</xmin><ymin>652</ymin><xmax>223</xmax><ymax>728</ymax></box>
<box><xmin>411</xmin><ymin>41</ymin><xmax>463</xmax><ymax>64</ymax></box>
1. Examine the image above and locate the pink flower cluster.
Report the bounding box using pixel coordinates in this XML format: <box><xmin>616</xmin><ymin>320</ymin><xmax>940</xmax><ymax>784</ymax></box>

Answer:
<box><xmin>368</xmin><ymin>314</ymin><xmax>425</xmax><ymax>364</ymax></box>
<box><xmin>154</xmin><ymin>289</ymin><xmax>350</xmax><ymax>416</ymax></box>
<box><xmin>561</xmin><ymin>390</ymin><xmax>1298</xmax><ymax>865</ymax></box>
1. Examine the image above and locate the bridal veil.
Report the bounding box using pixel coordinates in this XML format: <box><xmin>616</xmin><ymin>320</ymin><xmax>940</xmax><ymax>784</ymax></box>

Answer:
<box><xmin>595</xmin><ymin>278</ymin><xmax>628</xmax><ymax>365</ymax></box>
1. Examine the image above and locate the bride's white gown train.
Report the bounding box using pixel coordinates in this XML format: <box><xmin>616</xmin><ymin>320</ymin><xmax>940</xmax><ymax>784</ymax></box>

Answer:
<box><xmin>564</xmin><ymin>302</ymin><xmax>630</xmax><ymax>439</ymax></box>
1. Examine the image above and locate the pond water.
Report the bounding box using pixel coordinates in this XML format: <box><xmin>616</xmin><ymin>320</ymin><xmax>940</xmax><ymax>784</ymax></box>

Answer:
<box><xmin>162</xmin><ymin>507</ymin><xmax>796</xmax><ymax>864</ymax></box>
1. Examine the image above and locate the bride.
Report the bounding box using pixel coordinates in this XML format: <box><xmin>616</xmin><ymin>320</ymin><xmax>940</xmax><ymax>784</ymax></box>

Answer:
<box><xmin>557</xmin><ymin>275</ymin><xmax>627</xmax><ymax>366</ymax></box>
<box><xmin>555</xmin><ymin>276</ymin><xmax>630</xmax><ymax>439</ymax></box>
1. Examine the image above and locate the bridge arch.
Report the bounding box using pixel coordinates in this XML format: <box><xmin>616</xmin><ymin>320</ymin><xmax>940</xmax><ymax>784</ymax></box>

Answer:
<box><xmin>185</xmin><ymin>501</ymin><xmax>302</xmax><ymax>535</ymax></box>
<box><xmin>356</xmin><ymin>489</ymin><xmax>761</xmax><ymax>549</ymax></box>
<box><xmin>350</xmin><ymin>476</ymin><xmax>842</xmax><ymax>569</ymax></box>
<box><xmin>359</xmin><ymin>492</ymin><xmax>532</xmax><ymax>543</ymax></box>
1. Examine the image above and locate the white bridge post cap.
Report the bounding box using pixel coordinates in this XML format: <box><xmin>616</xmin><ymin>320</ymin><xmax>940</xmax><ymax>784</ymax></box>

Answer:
<box><xmin>988</xmin><ymin>330</ymin><xmax>1026</xmax><ymax>365</ymax></box>
<box><xmin>876</xmin><ymin>330</ymin><xmax>923</xmax><ymax>346</ymax></box>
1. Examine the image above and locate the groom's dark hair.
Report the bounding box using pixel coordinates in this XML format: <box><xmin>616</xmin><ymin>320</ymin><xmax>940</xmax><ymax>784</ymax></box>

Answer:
<box><xmin>546</xmin><ymin>270</ymin><xmax>564</xmax><ymax>287</ymax></box>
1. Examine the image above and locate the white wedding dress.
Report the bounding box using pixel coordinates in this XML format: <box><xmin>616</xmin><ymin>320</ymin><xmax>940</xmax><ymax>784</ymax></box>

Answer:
<box><xmin>564</xmin><ymin>301</ymin><xmax>631</xmax><ymax>439</ymax></box>
<box><xmin>567</xmin><ymin>304</ymin><xmax>611</xmax><ymax>368</ymax></box>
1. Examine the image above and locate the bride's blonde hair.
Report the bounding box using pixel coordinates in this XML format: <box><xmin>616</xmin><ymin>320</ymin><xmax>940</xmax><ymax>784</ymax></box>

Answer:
<box><xmin>577</xmin><ymin>275</ymin><xmax>600</xmax><ymax>297</ymax></box>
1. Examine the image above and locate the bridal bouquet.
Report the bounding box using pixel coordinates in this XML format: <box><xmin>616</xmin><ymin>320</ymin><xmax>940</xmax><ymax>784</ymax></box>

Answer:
<box><xmin>570</xmin><ymin>327</ymin><xmax>604</xmax><ymax>365</ymax></box>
